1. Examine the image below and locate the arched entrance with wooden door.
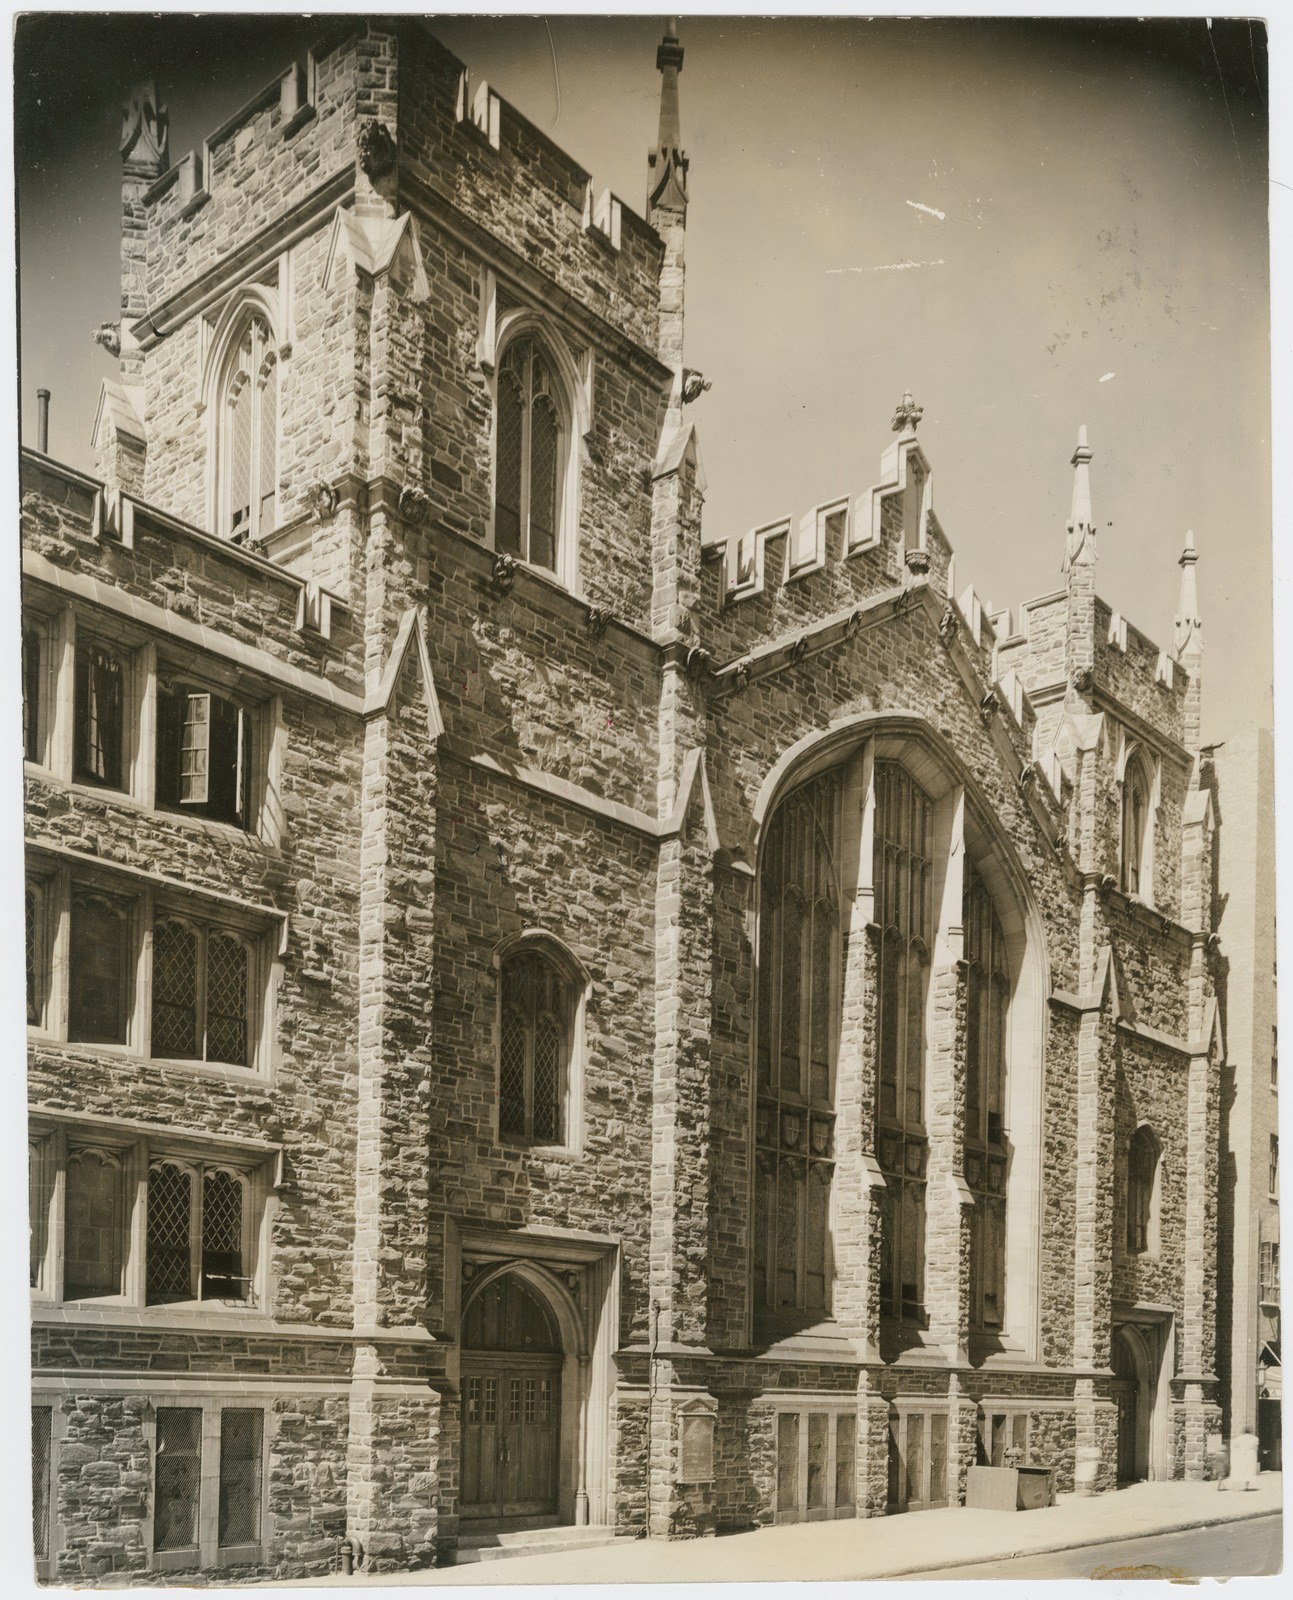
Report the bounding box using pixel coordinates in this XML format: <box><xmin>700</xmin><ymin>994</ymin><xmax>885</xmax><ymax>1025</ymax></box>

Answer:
<box><xmin>460</xmin><ymin>1271</ymin><xmax>564</xmax><ymax>1524</ymax></box>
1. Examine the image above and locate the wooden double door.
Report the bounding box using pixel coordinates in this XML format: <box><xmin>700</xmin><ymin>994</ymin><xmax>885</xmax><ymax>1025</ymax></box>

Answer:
<box><xmin>461</xmin><ymin>1353</ymin><xmax>562</xmax><ymax>1518</ymax></box>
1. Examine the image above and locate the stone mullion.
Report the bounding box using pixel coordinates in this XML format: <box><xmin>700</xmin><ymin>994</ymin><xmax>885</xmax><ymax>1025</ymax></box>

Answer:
<box><xmin>1072</xmin><ymin>996</ymin><xmax>1117</xmax><ymax>1494</ymax></box>
<box><xmin>924</xmin><ymin>960</ymin><xmax>971</xmax><ymax>1363</ymax></box>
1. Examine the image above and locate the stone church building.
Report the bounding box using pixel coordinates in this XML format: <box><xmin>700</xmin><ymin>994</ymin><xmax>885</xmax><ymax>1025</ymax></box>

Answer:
<box><xmin>24</xmin><ymin>20</ymin><xmax>1229</xmax><ymax>1581</ymax></box>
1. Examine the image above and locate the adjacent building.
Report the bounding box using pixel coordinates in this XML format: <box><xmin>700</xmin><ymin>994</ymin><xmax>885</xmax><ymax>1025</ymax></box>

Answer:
<box><xmin>24</xmin><ymin>20</ymin><xmax>1233</xmax><ymax>1583</ymax></box>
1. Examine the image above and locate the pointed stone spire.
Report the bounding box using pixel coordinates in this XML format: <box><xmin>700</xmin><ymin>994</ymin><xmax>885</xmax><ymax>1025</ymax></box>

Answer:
<box><xmin>1063</xmin><ymin>425</ymin><xmax>1096</xmax><ymax>571</ymax></box>
<box><xmin>1175</xmin><ymin>530</ymin><xmax>1202</xmax><ymax>660</ymax></box>
<box><xmin>648</xmin><ymin>19</ymin><xmax>688</xmax><ymax>216</ymax></box>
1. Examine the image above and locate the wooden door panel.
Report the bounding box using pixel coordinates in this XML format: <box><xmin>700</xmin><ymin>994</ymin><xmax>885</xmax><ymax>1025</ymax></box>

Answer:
<box><xmin>461</xmin><ymin>1359</ymin><xmax>560</xmax><ymax>1520</ymax></box>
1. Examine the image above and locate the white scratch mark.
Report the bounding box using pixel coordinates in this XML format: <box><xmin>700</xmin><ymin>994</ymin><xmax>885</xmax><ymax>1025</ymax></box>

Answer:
<box><xmin>1098</xmin><ymin>372</ymin><xmax>1116</xmax><ymax>383</ymax></box>
<box><xmin>827</xmin><ymin>259</ymin><xmax>947</xmax><ymax>275</ymax></box>
<box><xmin>907</xmin><ymin>200</ymin><xmax>946</xmax><ymax>221</ymax></box>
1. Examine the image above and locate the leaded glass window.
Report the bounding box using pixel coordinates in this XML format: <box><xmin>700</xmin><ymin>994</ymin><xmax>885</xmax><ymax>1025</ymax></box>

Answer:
<box><xmin>73</xmin><ymin>639</ymin><xmax>124</xmax><ymax>789</ymax></box>
<box><xmin>1126</xmin><ymin>1125</ymin><xmax>1160</xmax><ymax>1255</ymax></box>
<box><xmin>154</xmin><ymin>1408</ymin><xmax>202</xmax><ymax>1551</ymax></box>
<box><xmin>874</xmin><ymin>761</ymin><xmax>932</xmax><ymax>1323</ymax></box>
<box><xmin>69</xmin><ymin>891</ymin><xmax>131</xmax><ymax>1045</ymax></box>
<box><xmin>964</xmin><ymin>858</ymin><xmax>1009</xmax><ymax>1330</ymax></box>
<box><xmin>1121</xmin><ymin>750</ymin><xmax>1152</xmax><ymax>897</ymax></box>
<box><xmin>754</xmin><ymin>766</ymin><xmax>841</xmax><ymax>1319</ymax></box>
<box><xmin>63</xmin><ymin>1147</ymin><xmax>125</xmax><ymax>1300</ymax></box>
<box><xmin>498</xmin><ymin>947</ymin><xmax>571</xmax><ymax>1142</ymax></box>
<box><xmin>150</xmin><ymin>917</ymin><xmax>250</xmax><ymax>1067</ymax></box>
<box><xmin>493</xmin><ymin>337</ymin><xmax>566</xmax><ymax>574</ymax></box>
<box><xmin>218</xmin><ymin>1410</ymin><xmax>263</xmax><ymax>1549</ymax></box>
<box><xmin>147</xmin><ymin>1159</ymin><xmax>250</xmax><ymax>1305</ymax></box>
<box><xmin>221</xmin><ymin>315</ymin><xmax>277</xmax><ymax>543</ymax></box>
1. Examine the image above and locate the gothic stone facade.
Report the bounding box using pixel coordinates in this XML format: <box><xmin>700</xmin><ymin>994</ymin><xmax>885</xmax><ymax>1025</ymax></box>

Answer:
<box><xmin>24</xmin><ymin>21</ymin><xmax>1225</xmax><ymax>1583</ymax></box>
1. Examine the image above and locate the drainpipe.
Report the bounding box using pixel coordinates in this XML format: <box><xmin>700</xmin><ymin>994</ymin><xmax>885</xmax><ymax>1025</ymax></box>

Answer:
<box><xmin>647</xmin><ymin>1299</ymin><xmax>662</xmax><ymax>1538</ymax></box>
<box><xmin>36</xmin><ymin>388</ymin><xmax>49</xmax><ymax>454</ymax></box>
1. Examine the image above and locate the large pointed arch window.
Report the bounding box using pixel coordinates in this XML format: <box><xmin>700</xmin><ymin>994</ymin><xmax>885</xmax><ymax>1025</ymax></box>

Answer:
<box><xmin>494</xmin><ymin>336</ymin><xmax>566</xmax><ymax>574</ymax></box>
<box><xmin>754</xmin><ymin>766</ymin><xmax>842</xmax><ymax>1322</ymax></box>
<box><xmin>498</xmin><ymin>946</ymin><xmax>574</xmax><ymax>1145</ymax></box>
<box><xmin>219</xmin><ymin>315</ymin><xmax>278</xmax><ymax>543</ymax></box>
<box><xmin>1120</xmin><ymin>748</ymin><xmax>1153</xmax><ymax>899</ymax></box>
<box><xmin>874</xmin><ymin>761</ymin><xmax>932</xmax><ymax>1324</ymax></box>
<box><xmin>963</xmin><ymin>859</ymin><xmax>1010</xmax><ymax>1331</ymax></box>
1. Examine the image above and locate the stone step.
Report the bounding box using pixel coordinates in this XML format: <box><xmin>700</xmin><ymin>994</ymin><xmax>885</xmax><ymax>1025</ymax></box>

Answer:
<box><xmin>454</xmin><ymin>1525</ymin><xmax>634</xmax><ymax>1564</ymax></box>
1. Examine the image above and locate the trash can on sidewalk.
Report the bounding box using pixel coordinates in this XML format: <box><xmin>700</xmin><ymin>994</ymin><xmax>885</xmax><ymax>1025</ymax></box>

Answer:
<box><xmin>965</xmin><ymin>1464</ymin><xmax>1056</xmax><ymax>1510</ymax></box>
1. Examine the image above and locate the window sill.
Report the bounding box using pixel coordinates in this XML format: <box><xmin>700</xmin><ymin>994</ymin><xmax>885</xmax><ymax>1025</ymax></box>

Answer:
<box><xmin>501</xmin><ymin>1137</ymin><xmax>580</xmax><ymax>1161</ymax></box>
<box><xmin>33</xmin><ymin>1301</ymin><xmax>270</xmax><ymax>1331</ymax></box>
<box><xmin>28</xmin><ymin>1038</ymin><xmax>267</xmax><ymax>1085</ymax></box>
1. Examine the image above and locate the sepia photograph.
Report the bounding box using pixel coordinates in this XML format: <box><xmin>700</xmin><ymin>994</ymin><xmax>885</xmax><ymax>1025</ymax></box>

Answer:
<box><xmin>9</xmin><ymin>5</ymin><xmax>1281</xmax><ymax>1589</ymax></box>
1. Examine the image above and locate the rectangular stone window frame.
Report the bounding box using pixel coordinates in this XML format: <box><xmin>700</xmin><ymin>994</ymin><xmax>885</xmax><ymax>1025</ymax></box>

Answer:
<box><xmin>886</xmin><ymin>1400</ymin><xmax>950</xmax><ymax>1513</ymax></box>
<box><xmin>154</xmin><ymin>657</ymin><xmax>273</xmax><ymax>837</ymax></box>
<box><xmin>144</xmin><ymin>1396</ymin><xmax>270</xmax><ymax>1571</ymax></box>
<box><xmin>23</xmin><ymin>607</ymin><xmax>54</xmax><ymax>768</ymax></box>
<box><xmin>30</xmin><ymin>1392</ymin><xmax>65</xmax><ymax>1582</ymax></box>
<box><xmin>26</xmin><ymin>854</ymin><xmax>277</xmax><ymax>1079</ymax></box>
<box><xmin>28</xmin><ymin>1116</ymin><xmax>275</xmax><ymax>1317</ymax></box>
<box><xmin>761</xmin><ymin>1398</ymin><xmax>858</xmax><ymax>1524</ymax></box>
<box><xmin>26</xmin><ymin>601</ymin><xmax>284</xmax><ymax>848</ymax></box>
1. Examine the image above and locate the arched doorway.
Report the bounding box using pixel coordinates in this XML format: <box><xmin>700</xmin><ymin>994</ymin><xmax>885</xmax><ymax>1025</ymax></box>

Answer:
<box><xmin>460</xmin><ymin>1272</ymin><xmax>563</xmax><ymax>1523</ymax></box>
<box><xmin>1112</xmin><ymin>1327</ymin><xmax>1146</xmax><ymax>1484</ymax></box>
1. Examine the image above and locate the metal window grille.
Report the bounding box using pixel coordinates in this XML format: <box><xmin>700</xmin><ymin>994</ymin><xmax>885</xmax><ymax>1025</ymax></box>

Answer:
<box><xmin>218</xmin><ymin>1409</ymin><xmax>262</xmax><ymax>1547</ymax></box>
<box><xmin>206</xmin><ymin>935</ymin><xmax>248</xmax><ymax>1066</ymax></box>
<box><xmin>152</xmin><ymin>920</ymin><xmax>199</xmax><ymax>1058</ymax></box>
<box><xmin>32</xmin><ymin>1406</ymin><xmax>51</xmax><ymax>1560</ymax></box>
<box><xmin>154</xmin><ymin>1408</ymin><xmax>202</xmax><ymax>1551</ymax></box>
<box><xmin>201</xmin><ymin>1169</ymin><xmax>245</xmax><ymax>1300</ymax></box>
<box><xmin>147</xmin><ymin>1162</ymin><xmax>194</xmax><ymax>1303</ymax></box>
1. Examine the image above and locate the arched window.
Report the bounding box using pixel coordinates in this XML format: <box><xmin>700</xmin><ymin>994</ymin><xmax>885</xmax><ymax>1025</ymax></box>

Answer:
<box><xmin>494</xmin><ymin>336</ymin><xmax>567</xmax><ymax>575</ymax></box>
<box><xmin>1120</xmin><ymin>749</ymin><xmax>1153</xmax><ymax>898</ymax></box>
<box><xmin>498</xmin><ymin>945</ymin><xmax>575</xmax><ymax>1145</ymax></box>
<box><xmin>754</xmin><ymin>766</ymin><xmax>841</xmax><ymax>1321</ymax></box>
<box><xmin>874</xmin><ymin>761</ymin><xmax>932</xmax><ymax>1325</ymax></box>
<box><xmin>964</xmin><ymin>859</ymin><xmax>1010</xmax><ymax>1331</ymax></box>
<box><xmin>1126</xmin><ymin>1125</ymin><xmax>1160</xmax><ymax>1255</ymax></box>
<box><xmin>217</xmin><ymin>314</ymin><xmax>278</xmax><ymax>543</ymax></box>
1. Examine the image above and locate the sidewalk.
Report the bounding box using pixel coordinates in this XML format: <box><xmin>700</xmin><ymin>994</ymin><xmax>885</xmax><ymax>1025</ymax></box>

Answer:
<box><xmin>269</xmin><ymin>1474</ymin><xmax>1282</xmax><ymax>1588</ymax></box>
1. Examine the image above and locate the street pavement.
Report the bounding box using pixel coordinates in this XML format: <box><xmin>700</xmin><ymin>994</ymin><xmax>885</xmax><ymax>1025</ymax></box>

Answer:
<box><xmin>265</xmin><ymin>1473</ymin><xmax>1283</xmax><ymax>1588</ymax></box>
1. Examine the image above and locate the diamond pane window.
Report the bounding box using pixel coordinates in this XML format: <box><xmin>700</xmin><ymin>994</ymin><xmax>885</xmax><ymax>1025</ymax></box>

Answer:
<box><xmin>154</xmin><ymin>1408</ymin><xmax>202</xmax><ymax>1552</ymax></box>
<box><xmin>493</xmin><ymin>337</ymin><xmax>568</xmax><ymax>575</ymax></box>
<box><xmin>1126</xmin><ymin>1126</ymin><xmax>1160</xmax><ymax>1255</ymax></box>
<box><xmin>201</xmin><ymin>1169</ymin><xmax>245</xmax><ymax>1300</ymax></box>
<box><xmin>150</xmin><ymin>917</ymin><xmax>253</xmax><ymax>1067</ymax></box>
<box><xmin>218</xmin><ymin>1410</ymin><xmax>263</xmax><ymax>1547</ymax></box>
<box><xmin>498</xmin><ymin>946</ymin><xmax>573</xmax><ymax>1143</ymax></box>
<box><xmin>32</xmin><ymin>1406</ymin><xmax>51</xmax><ymax>1561</ymax></box>
<box><xmin>147</xmin><ymin>1161</ymin><xmax>194</xmax><ymax>1303</ymax></box>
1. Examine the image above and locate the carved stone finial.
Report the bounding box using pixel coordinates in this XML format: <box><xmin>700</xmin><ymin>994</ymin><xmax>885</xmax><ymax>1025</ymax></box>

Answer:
<box><xmin>121</xmin><ymin>81</ymin><xmax>168</xmax><ymax>170</ymax></box>
<box><xmin>399</xmin><ymin>484</ymin><xmax>430</xmax><ymax>524</ymax></box>
<box><xmin>681</xmin><ymin>369</ymin><xmax>711</xmax><ymax>404</ymax></box>
<box><xmin>891</xmin><ymin>390</ymin><xmax>923</xmax><ymax>434</ymax></box>
<box><xmin>357</xmin><ymin>119</ymin><xmax>397</xmax><ymax>181</ymax></box>
<box><xmin>306</xmin><ymin>482</ymin><xmax>339</xmax><ymax>521</ymax></box>
<box><xmin>491</xmin><ymin>552</ymin><xmax>517</xmax><ymax>593</ymax></box>
<box><xmin>92</xmin><ymin>322</ymin><xmax>122</xmax><ymax>359</ymax></box>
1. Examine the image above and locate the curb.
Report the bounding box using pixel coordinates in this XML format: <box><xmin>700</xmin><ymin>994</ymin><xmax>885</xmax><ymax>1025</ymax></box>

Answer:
<box><xmin>872</xmin><ymin>1503</ymin><xmax>1281</xmax><ymax>1581</ymax></box>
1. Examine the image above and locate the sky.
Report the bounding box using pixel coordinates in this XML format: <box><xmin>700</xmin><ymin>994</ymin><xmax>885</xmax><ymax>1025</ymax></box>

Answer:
<box><xmin>10</xmin><ymin>10</ymin><xmax>1273</xmax><ymax>746</ymax></box>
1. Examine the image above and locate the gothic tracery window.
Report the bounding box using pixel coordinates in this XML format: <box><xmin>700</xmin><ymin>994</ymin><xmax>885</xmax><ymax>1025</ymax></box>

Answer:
<box><xmin>498</xmin><ymin>946</ymin><xmax>572</xmax><ymax>1144</ymax></box>
<box><xmin>963</xmin><ymin>859</ymin><xmax>1009</xmax><ymax>1330</ymax></box>
<box><xmin>494</xmin><ymin>336</ymin><xmax>565</xmax><ymax>574</ymax></box>
<box><xmin>874</xmin><ymin>761</ymin><xmax>932</xmax><ymax>1324</ymax></box>
<box><xmin>1126</xmin><ymin>1125</ymin><xmax>1160</xmax><ymax>1255</ymax></box>
<box><xmin>219</xmin><ymin>315</ymin><xmax>278</xmax><ymax>543</ymax></box>
<box><xmin>754</xmin><ymin>767</ymin><xmax>841</xmax><ymax>1320</ymax></box>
